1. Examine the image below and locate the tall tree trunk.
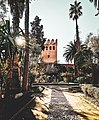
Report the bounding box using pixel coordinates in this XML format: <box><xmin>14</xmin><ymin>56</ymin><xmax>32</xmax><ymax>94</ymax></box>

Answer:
<box><xmin>6</xmin><ymin>20</ymin><xmax>13</xmax><ymax>79</ymax></box>
<box><xmin>23</xmin><ymin>0</ymin><xmax>29</xmax><ymax>90</ymax></box>
<box><xmin>75</xmin><ymin>19</ymin><xmax>80</xmax><ymax>52</ymax></box>
<box><xmin>12</xmin><ymin>1</ymin><xmax>20</xmax><ymax>34</ymax></box>
<box><xmin>74</xmin><ymin>19</ymin><xmax>80</xmax><ymax>77</ymax></box>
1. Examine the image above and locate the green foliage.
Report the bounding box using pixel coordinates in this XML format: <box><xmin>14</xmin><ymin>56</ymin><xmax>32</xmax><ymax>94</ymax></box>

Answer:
<box><xmin>61</xmin><ymin>72</ymin><xmax>72</xmax><ymax>77</ymax></box>
<box><xmin>87</xmin><ymin>85</ymin><xmax>95</xmax><ymax>97</ymax></box>
<box><xmin>80</xmin><ymin>84</ymin><xmax>99</xmax><ymax>100</ymax></box>
<box><xmin>80</xmin><ymin>84</ymin><xmax>99</xmax><ymax>107</ymax></box>
<box><xmin>69</xmin><ymin>1</ymin><xmax>83</xmax><ymax>20</ymax></box>
<box><xmin>30</xmin><ymin>16</ymin><xmax>46</xmax><ymax>50</ymax></box>
<box><xmin>0</xmin><ymin>0</ymin><xmax>7</xmax><ymax>20</ymax></box>
<box><xmin>61</xmin><ymin>72</ymin><xmax>72</xmax><ymax>82</ymax></box>
<box><xmin>29</xmin><ymin>16</ymin><xmax>46</xmax><ymax>80</ymax></box>
<box><xmin>0</xmin><ymin>21</ymin><xmax>16</xmax><ymax>60</ymax></box>
<box><xmin>94</xmin><ymin>88</ymin><xmax>99</xmax><ymax>100</ymax></box>
<box><xmin>69</xmin><ymin>1</ymin><xmax>83</xmax><ymax>52</ymax></box>
<box><xmin>75</xmin><ymin>49</ymin><xmax>93</xmax><ymax>69</ymax></box>
<box><xmin>8</xmin><ymin>0</ymin><xmax>26</xmax><ymax>33</ymax></box>
<box><xmin>63</xmin><ymin>41</ymin><xmax>77</xmax><ymax>63</ymax></box>
<box><xmin>74</xmin><ymin>76</ymin><xmax>84</xmax><ymax>83</ymax></box>
<box><xmin>80</xmin><ymin>84</ymin><xmax>92</xmax><ymax>95</ymax></box>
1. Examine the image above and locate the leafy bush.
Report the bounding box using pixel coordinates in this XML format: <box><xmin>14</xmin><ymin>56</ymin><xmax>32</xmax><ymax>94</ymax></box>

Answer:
<box><xmin>80</xmin><ymin>84</ymin><xmax>89</xmax><ymax>95</ymax></box>
<box><xmin>74</xmin><ymin>77</ymin><xmax>84</xmax><ymax>83</ymax></box>
<box><xmin>87</xmin><ymin>85</ymin><xmax>95</xmax><ymax>97</ymax></box>
<box><xmin>80</xmin><ymin>84</ymin><xmax>99</xmax><ymax>101</ymax></box>
<box><xmin>61</xmin><ymin>72</ymin><xmax>72</xmax><ymax>83</ymax></box>
<box><xmin>93</xmin><ymin>88</ymin><xmax>99</xmax><ymax>100</ymax></box>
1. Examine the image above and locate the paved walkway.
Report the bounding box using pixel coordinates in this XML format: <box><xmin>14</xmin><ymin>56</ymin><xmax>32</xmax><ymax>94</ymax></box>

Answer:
<box><xmin>31</xmin><ymin>86</ymin><xmax>99</xmax><ymax>120</ymax></box>
<box><xmin>48</xmin><ymin>86</ymin><xmax>79</xmax><ymax>120</ymax></box>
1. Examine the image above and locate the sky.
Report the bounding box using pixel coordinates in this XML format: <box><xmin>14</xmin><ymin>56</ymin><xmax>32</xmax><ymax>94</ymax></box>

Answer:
<box><xmin>19</xmin><ymin>0</ymin><xmax>99</xmax><ymax>64</ymax></box>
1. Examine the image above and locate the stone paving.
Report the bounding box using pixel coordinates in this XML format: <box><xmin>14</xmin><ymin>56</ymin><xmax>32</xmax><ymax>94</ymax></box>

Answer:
<box><xmin>48</xmin><ymin>86</ymin><xmax>80</xmax><ymax>120</ymax></box>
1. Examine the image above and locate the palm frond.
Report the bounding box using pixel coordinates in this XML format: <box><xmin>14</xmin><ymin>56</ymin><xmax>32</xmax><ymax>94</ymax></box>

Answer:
<box><xmin>94</xmin><ymin>0</ymin><xmax>97</xmax><ymax>7</ymax></box>
<box><xmin>77</xmin><ymin>2</ymin><xmax>81</xmax><ymax>7</ymax></box>
<box><xmin>89</xmin><ymin>0</ymin><xmax>93</xmax><ymax>2</ymax></box>
<box><xmin>89</xmin><ymin>0</ymin><xmax>99</xmax><ymax>8</ymax></box>
<box><xmin>69</xmin><ymin>0</ymin><xmax>82</xmax><ymax>21</ymax></box>
<box><xmin>63</xmin><ymin>41</ymin><xmax>77</xmax><ymax>62</ymax></box>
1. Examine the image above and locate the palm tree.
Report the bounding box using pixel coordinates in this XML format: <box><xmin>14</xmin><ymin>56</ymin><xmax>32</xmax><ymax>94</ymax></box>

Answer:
<box><xmin>63</xmin><ymin>41</ymin><xmax>94</xmax><ymax>77</ymax></box>
<box><xmin>63</xmin><ymin>40</ymin><xmax>80</xmax><ymax>76</ymax></box>
<box><xmin>8</xmin><ymin>0</ymin><xmax>25</xmax><ymax>33</ymax></box>
<box><xmin>63</xmin><ymin>41</ymin><xmax>77</xmax><ymax>63</ymax></box>
<box><xmin>69</xmin><ymin>0</ymin><xmax>82</xmax><ymax>52</ymax></box>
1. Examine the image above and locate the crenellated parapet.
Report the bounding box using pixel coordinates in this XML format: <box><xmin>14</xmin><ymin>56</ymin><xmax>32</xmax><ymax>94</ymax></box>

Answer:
<box><xmin>44</xmin><ymin>39</ymin><xmax>57</xmax><ymax>45</ymax></box>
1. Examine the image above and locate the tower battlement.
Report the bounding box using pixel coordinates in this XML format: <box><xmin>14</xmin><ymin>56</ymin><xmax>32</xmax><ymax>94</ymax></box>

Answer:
<box><xmin>44</xmin><ymin>39</ymin><xmax>57</xmax><ymax>45</ymax></box>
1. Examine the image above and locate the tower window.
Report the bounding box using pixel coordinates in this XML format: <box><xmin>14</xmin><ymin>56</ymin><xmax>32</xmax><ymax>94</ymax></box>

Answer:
<box><xmin>53</xmin><ymin>46</ymin><xmax>55</xmax><ymax>50</ymax></box>
<box><xmin>48</xmin><ymin>55</ymin><xmax>50</xmax><ymax>58</ymax></box>
<box><xmin>49</xmin><ymin>46</ymin><xmax>51</xmax><ymax>50</ymax></box>
<box><xmin>46</xmin><ymin>46</ymin><xmax>48</xmax><ymax>50</ymax></box>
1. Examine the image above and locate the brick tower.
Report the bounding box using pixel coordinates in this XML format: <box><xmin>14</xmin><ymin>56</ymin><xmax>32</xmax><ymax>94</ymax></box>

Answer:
<box><xmin>41</xmin><ymin>39</ymin><xmax>57</xmax><ymax>63</ymax></box>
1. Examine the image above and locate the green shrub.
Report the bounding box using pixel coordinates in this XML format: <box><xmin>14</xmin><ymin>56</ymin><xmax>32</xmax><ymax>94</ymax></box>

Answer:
<box><xmin>93</xmin><ymin>87</ymin><xmax>99</xmax><ymax>100</ymax></box>
<box><xmin>87</xmin><ymin>85</ymin><xmax>95</xmax><ymax>97</ymax></box>
<box><xmin>80</xmin><ymin>84</ymin><xmax>99</xmax><ymax>101</ymax></box>
<box><xmin>80</xmin><ymin>84</ymin><xmax>88</xmax><ymax>95</ymax></box>
<box><xmin>74</xmin><ymin>77</ymin><xmax>84</xmax><ymax>83</ymax></box>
